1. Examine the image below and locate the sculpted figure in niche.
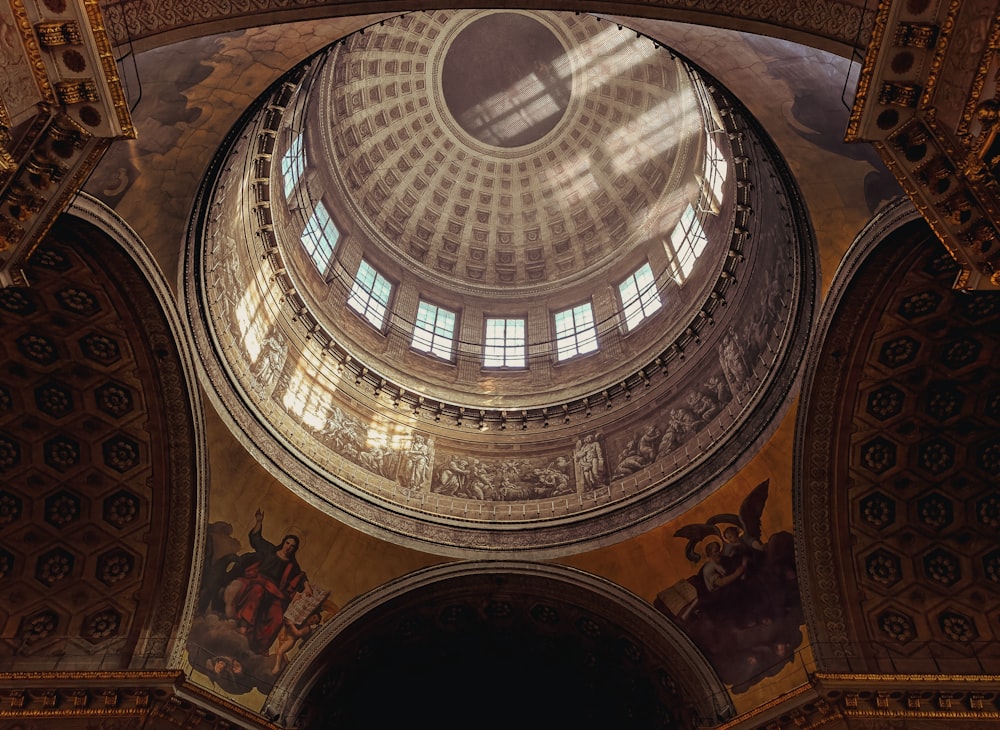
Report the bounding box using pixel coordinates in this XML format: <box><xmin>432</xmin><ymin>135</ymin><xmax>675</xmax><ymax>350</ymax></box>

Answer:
<box><xmin>574</xmin><ymin>433</ymin><xmax>606</xmax><ymax>492</ymax></box>
<box><xmin>252</xmin><ymin>332</ymin><xmax>288</xmax><ymax>395</ymax></box>
<box><xmin>719</xmin><ymin>327</ymin><xmax>749</xmax><ymax>389</ymax></box>
<box><xmin>400</xmin><ymin>434</ymin><xmax>434</xmax><ymax>490</ymax></box>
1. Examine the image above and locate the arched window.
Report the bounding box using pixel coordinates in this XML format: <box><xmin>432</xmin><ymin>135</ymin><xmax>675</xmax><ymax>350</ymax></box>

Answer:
<box><xmin>281</xmin><ymin>132</ymin><xmax>305</xmax><ymax>198</ymax></box>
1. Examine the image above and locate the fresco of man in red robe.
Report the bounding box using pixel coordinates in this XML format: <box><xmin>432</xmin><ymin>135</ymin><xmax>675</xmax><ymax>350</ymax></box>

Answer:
<box><xmin>225</xmin><ymin>509</ymin><xmax>313</xmax><ymax>654</ymax></box>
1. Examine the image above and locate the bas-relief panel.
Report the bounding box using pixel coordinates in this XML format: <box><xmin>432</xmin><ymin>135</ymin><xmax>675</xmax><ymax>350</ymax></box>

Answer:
<box><xmin>205</xmin><ymin>219</ymin><xmax>793</xmax><ymax>516</ymax></box>
<box><xmin>0</xmin><ymin>4</ymin><xmax>40</xmax><ymax>125</ymax></box>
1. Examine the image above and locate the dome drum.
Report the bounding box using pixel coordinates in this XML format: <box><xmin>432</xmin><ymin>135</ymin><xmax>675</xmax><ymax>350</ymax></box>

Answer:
<box><xmin>186</xmin><ymin>11</ymin><xmax>815</xmax><ymax>556</ymax></box>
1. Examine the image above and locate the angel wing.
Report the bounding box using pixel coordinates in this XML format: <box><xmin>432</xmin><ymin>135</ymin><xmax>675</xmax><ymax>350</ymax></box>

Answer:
<box><xmin>673</xmin><ymin>523</ymin><xmax>721</xmax><ymax>563</ymax></box>
<box><xmin>738</xmin><ymin>478</ymin><xmax>770</xmax><ymax>542</ymax></box>
<box><xmin>706</xmin><ymin>512</ymin><xmax>741</xmax><ymax>528</ymax></box>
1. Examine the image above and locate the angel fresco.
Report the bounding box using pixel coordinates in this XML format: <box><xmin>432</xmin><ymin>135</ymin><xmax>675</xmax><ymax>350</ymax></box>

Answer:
<box><xmin>188</xmin><ymin>514</ymin><xmax>335</xmax><ymax>696</ymax></box>
<box><xmin>654</xmin><ymin>480</ymin><xmax>802</xmax><ymax>693</ymax></box>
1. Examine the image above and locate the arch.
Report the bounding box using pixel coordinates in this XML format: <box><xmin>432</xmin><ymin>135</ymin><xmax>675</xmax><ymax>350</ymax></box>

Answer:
<box><xmin>796</xmin><ymin>195</ymin><xmax>1000</xmax><ymax>674</ymax></box>
<box><xmin>265</xmin><ymin>560</ymin><xmax>734</xmax><ymax>726</ymax></box>
<box><xmin>104</xmin><ymin>0</ymin><xmax>874</xmax><ymax>58</ymax></box>
<box><xmin>66</xmin><ymin>194</ymin><xmax>209</xmax><ymax>668</ymax></box>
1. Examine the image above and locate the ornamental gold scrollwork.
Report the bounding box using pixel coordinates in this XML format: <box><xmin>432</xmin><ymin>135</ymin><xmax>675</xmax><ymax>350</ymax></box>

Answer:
<box><xmin>35</xmin><ymin>20</ymin><xmax>83</xmax><ymax>47</ymax></box>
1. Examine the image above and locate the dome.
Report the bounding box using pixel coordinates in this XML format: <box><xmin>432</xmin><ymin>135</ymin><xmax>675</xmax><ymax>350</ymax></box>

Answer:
<box><xmin>186</xmin><ymin>10</ymin><xmax>815</xmax><ymax>557</ymax></box>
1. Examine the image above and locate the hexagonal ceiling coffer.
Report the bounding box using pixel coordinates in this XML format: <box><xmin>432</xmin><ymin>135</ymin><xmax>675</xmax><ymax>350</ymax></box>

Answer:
<box><xmin>981</xmin><ymin>547</ymin><xmax>1000</xmax><ymax>587</ymax></box>
<box><xmin>81</xmin><ymin>607</ymin><xmax>123</xmax><ymax>644</ymax></box>
<box><xmin>864</xmin><ymin>547</ymin><xmax>904</xmax><ymax>588</ymax></box>
<box><xmin>43</xmin><ymin>489</ymin><xmax>82</xmax><ymax>529</ymax></box>
<box><xmin>937</xmin><ymin>609</ymin><xmax>978</xmax><ymax>643</ymax></box>
<box><xmin>0</xmin><ymin>489</ymin><xmax>23</xmax><ymax>527</ymax></box>
<box><xmin>878</xmin><ymin>335</ymin><xmax>920</xmax><ymax>368</ymax></box>
<box><xmin>33</xmin><ymin>246</ymin><xmax>71</xmax><ymax>272</ymax></box>
<box><xmin>79</xmin><ymin>332</ymin><xmax>121</xmax><ymax>365</ymax></box>
<box><xmin>0</xmin><ymin>286</ymin><xmax>38</xmax><ymax>315</ymax></box>
<box><xmin>0</xmin><ymin>433</ymin><xmax>21</xmax><ymax>472</ymax></box>
<box><xmin>974</xmin><ymin>492</ymin><xmax>1000</xmax><ymax>531</ymax></box>
<box><xmin>866</xmin><ymin>383</ymin><xmax>905</xmax><ymax>421</ymax></box>
<box><xmin>43</xmin><ymin>434</ymin><xmax>82</xmax><ymax>472</ymax></box>
<box><xmin>94</xmin><ymin>381</ymin><xmax>134</xmax><ymax>419</ymax></box>
<box><xmin>35</xmin><ymin>546</ymin><xmax>75</xmax><ymax>587</ymax></box>
<box><xmin>17</xmin><ymin>609</ymin><xmax>61</xmax><ymax>648</ymax></box>
<box><xmin>101</xmin><ymin>433</ymin><xmax>141</xmax><ymax>473</ymax></box>
<box><xmin>941</xmin><ymin>335</ymin><xmax>983</xmax><ymax>370</ymax></box>
<box><xmin>859</xmin><ymin>436</ymin><xmax>898</xmax><ymax>475</ymax></box>
<box><xmin>897</xmin><ymin>289</ymin><xmax>941</xmax><ymax>320</ymax></box>
<box><xmin>974</xmin><ymin>437</ymin><xmax>1000</xmax><ymax>478</ymax></box>
<box><xmin>96</xmin><ymin>547</ymin><xmax>136</xmax><ymax>587</ymax></box>
<box><xmin>916</xmin><ymin>436</ymin><xmax>956</xmax><ymax>476</ymax></box>
<box><xmin>859</xmin><ymin>491</ymin><xmax>897</xmax><ymax>531</ymax></box>
<box><xmin>16</xmin><ymin>333</ymin><xmax>59</xmax><ymax>365</ymax></box>
<box><xmin>0</xmin><ymin>545</ymin><xmax>15</xmax><ymax>579</ymax></box>
<box><xmin>922</xmin><ymin>547</ymin><xmax>962</xmax><ymax>588</ymax></box>
<box><xmin>923</xmin><ymin>381</ymin><xmax>964</xmax><ymax>421</ymax></box>
<box><xmin>876</xmin><ymin>608</ymin><xmax>918</xmax><ymax>643</ymax></box>
<box><xmin>34</xmin><ymin>380</ymin><xmax>75</xmax><ymax>419</ymax></box>
<box><xmin>55</xmin><ymin>286</ymin><xmax>101</xmax><ymax>316</ymax></box>
<box><xmin>915</xmin><ymin>491</ymin><xmax>954</xmax><ymax>532</ymax></box>
<box><xmin>102</xmin><ymin>489</ymin><xmax>140</xmax><ymax>529</ymax></box>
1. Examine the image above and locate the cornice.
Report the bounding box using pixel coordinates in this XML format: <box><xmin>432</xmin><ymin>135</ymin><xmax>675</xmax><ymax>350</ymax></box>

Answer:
<box><xmin>98</xmin><ymin>0</ymin><xmax>875</xmax><ymax>56</ymax></box>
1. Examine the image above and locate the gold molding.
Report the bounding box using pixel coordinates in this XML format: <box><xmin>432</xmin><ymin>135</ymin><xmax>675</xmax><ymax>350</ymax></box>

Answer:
<box><xmin>178</xmin><ymin>680</ymin><xmax>287</xmax><ymax>730</ymax></box>
<box><xmin>10</xmin><ymin>0</ymin><xmax>54</xmax><ymax>104</ymax></box>
<box><xmin>957</xmin><ymin>8</ymin><xmax>1000</xmax><ymax>140</ymax></box>
<box><xmin>711</xmin><ymin>683</ymin><xmax>826</xmax><ymax>729</ymax></box>
<box><xmin>82</xmin><ymin>0</ymin><xmax>136</xmax><ymax>138</ymax></box>
<box><xmin>919</xmin><ymin>0</ymin><xmax>961</xmax><ymax>110</ymax></box>
<box><xmin>846</xmin><ymin>0</ymin><xmax>894</xmax><ymax>142</ymax></box>
<box><xmin>815</xmin><ymin>672</ymin><xmax>1000</xmax><ymax>683</ymax></box>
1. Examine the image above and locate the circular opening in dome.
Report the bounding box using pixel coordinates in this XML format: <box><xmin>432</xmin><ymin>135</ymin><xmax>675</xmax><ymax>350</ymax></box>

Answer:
<box><xmin>441</xmin><ymin>13</ymin><xmax>571</xmax><ymax>147</ymax></box>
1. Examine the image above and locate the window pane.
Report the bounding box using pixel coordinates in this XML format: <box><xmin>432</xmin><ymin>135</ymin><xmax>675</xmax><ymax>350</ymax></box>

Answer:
<box><xmin>666</xmin><ymin>203</ymin><xmax>708</xmax><ymax>283</ymax></box>
<box><xmin>484</xmin><ymin>318</ymin><xmax>525</xmax><ymax>367</ymax></box>
<box><xmin>348</xmin><ymin>260</ymin><xmax>392</xmax><ymax>329</ymax></box>
<box><xmin>619</xmin><ymin>263</ymin><xmax>661</xmax><ymax>331</ymax></box>
<box><xmin>301</xmin><ymin>202</ymin><xmax>339</xmax><ymax>272</ymax></box>
<box><xmin>282</xmin><ymin>133</ymin><xmax>304</xmax><ymax>198</ymax></box>
<box><xmin>412</xmin><ymin>301</ymin><xmax>456</xmax><ymax>360</ymax></box>
<box><xmin>554</xmin><ymin>302</ymin><xmax>599</xmax><ymax>361</ymax></box>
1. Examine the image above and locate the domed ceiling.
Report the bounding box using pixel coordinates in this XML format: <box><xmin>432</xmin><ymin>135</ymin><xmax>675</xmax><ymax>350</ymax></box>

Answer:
<box><xmin>314</xmin><ymin>10</ymin><xmax>704</xmax><ymax>293</ymax></box>
<box><xmin>185</xmin><ymin>10</ymin><xmax>816</xmax><ymax>557</ymax></box>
